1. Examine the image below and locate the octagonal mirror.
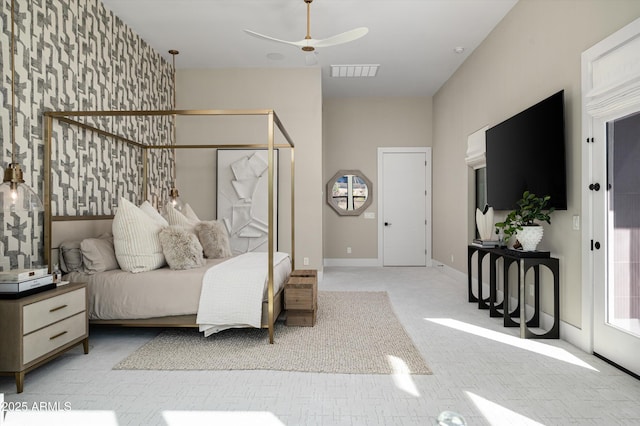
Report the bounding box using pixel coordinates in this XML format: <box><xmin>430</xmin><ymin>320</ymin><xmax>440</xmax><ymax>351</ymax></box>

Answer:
<box><xmin>326</xmin><ymin>170</ymin><xmax>373</xmax><ymax>216</ymax></box>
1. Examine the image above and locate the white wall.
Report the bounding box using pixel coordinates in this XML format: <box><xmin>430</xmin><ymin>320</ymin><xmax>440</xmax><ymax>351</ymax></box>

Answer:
<box><xmin>432</xmin><ymin>0</ymin><xmax>640</xmax><ymax>328</ymax></box>
<box><xmin>175</xmin><ymin>68</ymin><xmax>323</xmax><ymax>271</ymax></box>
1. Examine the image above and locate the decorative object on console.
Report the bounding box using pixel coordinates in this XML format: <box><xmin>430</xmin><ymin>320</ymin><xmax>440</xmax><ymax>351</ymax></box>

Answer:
<box><xmin>494</xmin><ymin>191</ymin><xmax>554</xmax><ymax>251</ymax></box>
<box><xmin>326</xmin><ymin>170</ymin><xmax>373</xmax><ymax>216</ymax></box>
<box><xmin>0</xmin><ymin>0</ymin><xmax>43</xmax><ymax>214</ymax></box>
<box><xmin>475</xmin><ymin>204</ymin><xmax>494</xmax><ymax>240</ymax></box>
<box><xmin>167</xmin><ymin>49</ymin><xmax>185</xmax><ymax>212</ymax></box>
<box><xmin>217</xmin><ymin>149</ymin><xmax>278</xmax><ymax>254</ymax></box>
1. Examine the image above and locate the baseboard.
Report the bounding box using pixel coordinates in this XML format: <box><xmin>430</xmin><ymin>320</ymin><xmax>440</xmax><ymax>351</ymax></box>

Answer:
<box><xmin>560</xmin><ymin>321</ymin><xmax>589</xmax><ymax>351</ymax></box>
<box><xmin>323</xmin><ymin>258</ymin><xmax>381</xmax><ymax>267</ymax></box>
<box><xmin>433</xmin><ymin>262</ymin><xmax>467</xmax><ymax>283</ymax></box>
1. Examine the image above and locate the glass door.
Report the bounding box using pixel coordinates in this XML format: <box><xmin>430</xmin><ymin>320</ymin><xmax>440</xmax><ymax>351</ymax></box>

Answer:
<box><xmin>593</xmin><ymin>110</ymin><xmax>640</xmax><ymax>376</ymax></box>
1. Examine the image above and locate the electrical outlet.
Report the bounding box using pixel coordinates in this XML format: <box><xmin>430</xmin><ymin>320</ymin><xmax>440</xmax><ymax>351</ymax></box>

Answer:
<box><xmin>347</xmin><ymin>247</ymin><xmax>352</xmax><ymax>254</ymax></box>
<box><xmin>303</xmin><ymin>257</ymin><xmax>309</xmax><ymax>266</ymax></box>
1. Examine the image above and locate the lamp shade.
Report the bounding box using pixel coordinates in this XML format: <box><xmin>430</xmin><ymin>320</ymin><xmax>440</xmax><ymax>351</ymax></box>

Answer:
<box><xmin>168</xmin><ymin>187</ymin><xmax>185</xmax><ymax>212</ymax></box>
<box><xmin>0</xmin><ymin>180</ymin><xmax>44</xmax><ymax>213</ymax></box>
<box><xmin>1</xmin><ymin>163</ymin><xmax>43</xmax><ymax>213</ymax></box>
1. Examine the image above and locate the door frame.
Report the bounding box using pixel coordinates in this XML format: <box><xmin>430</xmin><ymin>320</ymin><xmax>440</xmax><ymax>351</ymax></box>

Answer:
<box><xmin>377</xmin><ymin>147</ymin><xmax>432</xmax><ymax>267</ymax></box>
<box><xmin>581</xmin><ymin>17</ymin><xmax>640</xmax><ymax>352</ymax></box>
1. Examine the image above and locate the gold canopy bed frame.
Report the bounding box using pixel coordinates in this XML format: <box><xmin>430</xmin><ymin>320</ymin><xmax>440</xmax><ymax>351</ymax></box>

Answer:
<box><xmin>43</xmin><ymin>109</ymin><xmax>296</xmax><ymax>344</ymax></box>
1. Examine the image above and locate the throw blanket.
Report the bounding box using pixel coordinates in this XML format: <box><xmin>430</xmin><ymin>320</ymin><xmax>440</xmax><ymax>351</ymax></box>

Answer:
<box><xmin>197</xmin><ymin>251</ymin><xmax>289</xmax><ymax>337</ymax></box>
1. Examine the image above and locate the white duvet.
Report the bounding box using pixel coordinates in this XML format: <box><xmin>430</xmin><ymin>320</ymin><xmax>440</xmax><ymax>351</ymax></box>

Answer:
<box><xmin>197</xmin><ymin>251</ymin><xmax>290</xmax><ymax>337</ymax></box>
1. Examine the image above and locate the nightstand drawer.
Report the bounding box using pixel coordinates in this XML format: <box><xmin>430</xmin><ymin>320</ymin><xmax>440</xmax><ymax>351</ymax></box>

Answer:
<box><xmin>23</xmin><ymin>311</ymin><xmax>87</xmax><ymax>364</ymax></box>
<box><xmin>23</xmin><ymin>287</ymin><xmax>86</xmax><ymax>334</ymax></box>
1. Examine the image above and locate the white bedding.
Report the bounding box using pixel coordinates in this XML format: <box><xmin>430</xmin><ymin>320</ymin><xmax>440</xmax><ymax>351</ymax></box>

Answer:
<box><xmin>197</xmin><ymin>251</ymin><xmax>291</xmax><ymax>336</ymax></box>
<box><xmin>65</xmin><ymin>254</ymin><xmax>291</xmax><ymax>321</ymax></box>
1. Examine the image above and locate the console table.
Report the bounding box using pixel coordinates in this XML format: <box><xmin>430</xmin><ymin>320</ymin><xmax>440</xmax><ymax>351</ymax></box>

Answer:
<box><xmin>467</xmin><ymin>245</ymin><xmax>560</xmax><ymax>339</ymax></box>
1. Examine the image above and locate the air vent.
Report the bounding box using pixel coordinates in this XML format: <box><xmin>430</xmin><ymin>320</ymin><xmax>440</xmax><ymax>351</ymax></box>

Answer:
<box><xmin>330</xmin><ymin>64</ymin><xmax>379</xmax><ymax>78</ymax></box>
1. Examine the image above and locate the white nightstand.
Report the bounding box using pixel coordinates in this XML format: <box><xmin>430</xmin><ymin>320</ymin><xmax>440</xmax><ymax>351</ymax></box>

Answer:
<box><xmin>0</xmin><ymin>282</ymin><xmax>89</xmax><ymax>393</ymax></box>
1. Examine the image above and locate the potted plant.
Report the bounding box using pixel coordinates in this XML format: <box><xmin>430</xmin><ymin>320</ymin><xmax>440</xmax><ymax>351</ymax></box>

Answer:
<box><xmin>494</xmin><ymin>191</ymin><xmax>555</xmax><ymax>251</ymax></box>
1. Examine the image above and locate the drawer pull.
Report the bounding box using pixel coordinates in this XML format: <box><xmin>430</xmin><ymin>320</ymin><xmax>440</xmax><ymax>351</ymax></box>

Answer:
<box><xmin>50</xmin><ymin>331</ymin><xmax>68</xmax><ymax>340</ymax></box>
<box><xmin>49</xmin><ymin>304</ymin><xmax>68</xmax><ymax>313</ymax></box>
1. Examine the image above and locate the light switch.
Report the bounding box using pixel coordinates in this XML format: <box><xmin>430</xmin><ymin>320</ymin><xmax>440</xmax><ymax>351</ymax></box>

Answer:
<box><xmin>572</xmin><ymin>215</ymin><xmax>580</xmax><ymax>231</ymax></box>
<box><xmin>364</xmin><ymin>212</ymin><xmax>375</xmax><ymax>219</ymax></box>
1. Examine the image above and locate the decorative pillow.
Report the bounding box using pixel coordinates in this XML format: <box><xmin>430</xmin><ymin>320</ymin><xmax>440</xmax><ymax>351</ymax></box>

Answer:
<box><xmin>164</xmin><ymin>204</ymin><xmax>198</xmax><ymax>229</ymax></box>
<box><xmin>182</xmin><ymin>203</ymin><xmax>200</xmax><ymax>222</ymax></box>
<box><xmin>159</xmin><ymin>226</ymin><xmax>205</xmax><ymax>270</ymax></box>
<box><xmin>81</xmin><ymin>233</ymin><xmax>119</xmax><ymax>274</ymax></box>
<box><xmin>59</xmin><ymin>240</ymin><xmax>83</xmax><ymax>273</ymax></box>
<box><xmin>195</xmin><ymin>220</ymin><xmax>233</xmax><ymax>259</ymax></box>
<box><xmin>112</xmin><ymin>198</ymin><xmax>166</xmax><ymax>273</ymax></box>
<box><xmin>139</xmin><ymin>201</ymin><xmax>169</xmax><ymax>227</ymax></box>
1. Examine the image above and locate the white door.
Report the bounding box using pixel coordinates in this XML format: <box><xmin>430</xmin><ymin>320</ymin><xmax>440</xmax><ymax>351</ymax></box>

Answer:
<box><xmin>591</xmin><ymin>111</ymin><xmax>640</xmax><ymax>376</ymax></box>
<box><xmin>379</xmin><ymin>148</ymin><xmax>431</xmax><ymax>266</ymax></box>
<box><xmin>583</xmin><ymin>16</ymin><xmax>640</xmax><ymax>376</ymax></box>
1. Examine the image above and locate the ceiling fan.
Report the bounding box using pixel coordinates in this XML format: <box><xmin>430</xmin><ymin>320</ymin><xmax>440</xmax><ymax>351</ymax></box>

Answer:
<box><xmin>244</xmin><ymin>0</ymin><xmax>368</xmax><ymax>54</ymax></box>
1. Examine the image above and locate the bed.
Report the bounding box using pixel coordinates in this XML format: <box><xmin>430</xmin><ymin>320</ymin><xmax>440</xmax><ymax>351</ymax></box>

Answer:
<box><xmin>43</xmin><ymin>109</ymin><xmax>296</xmax><ymax>343</ymax></box>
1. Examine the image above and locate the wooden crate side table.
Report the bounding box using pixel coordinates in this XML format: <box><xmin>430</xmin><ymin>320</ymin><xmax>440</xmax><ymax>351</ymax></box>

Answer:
<box><xmin>285</xmin><ymin>271</ymin><xmax>317</xmax><ymax>326</ymax></box>
<box><xmin>0</xmin><ymin>282</ymin><xmax>89</xmax><ymax>393</ymax></box>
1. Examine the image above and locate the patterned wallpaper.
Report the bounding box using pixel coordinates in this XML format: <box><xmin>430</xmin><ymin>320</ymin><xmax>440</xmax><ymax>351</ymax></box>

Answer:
<box><xmin>0</xmin><ymin>0</ymin><xmax>174</xmax><ymax>270</ymax></box>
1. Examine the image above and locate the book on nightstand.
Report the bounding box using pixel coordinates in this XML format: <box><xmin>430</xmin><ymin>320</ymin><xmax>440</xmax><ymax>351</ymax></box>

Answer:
<box><xmin>0</xmin><ymin>267</ymin><xmax>48</xmax><ymax>282</ymax></box>
<box><xmin>0</xmin><ymin>274</ymin><xmax>55</xmax><ymax>298</ymax></box>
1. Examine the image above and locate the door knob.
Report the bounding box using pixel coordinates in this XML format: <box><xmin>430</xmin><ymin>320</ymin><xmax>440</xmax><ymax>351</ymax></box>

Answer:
<box><xmin>384</xmin><ymin>222</ymin><xmax>392</xmax><ymax>226</ymax></box>
<box><xmin>589</xmin><ymin>183</ymin><xmax>600</xmax><ymax>191</ymax></box>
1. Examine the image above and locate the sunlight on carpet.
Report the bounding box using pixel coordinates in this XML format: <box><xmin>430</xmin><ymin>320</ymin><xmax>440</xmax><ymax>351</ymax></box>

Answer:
<box><xmin>114</xmin><ymin>291</ymin><xmax>431</xmax><ymax>375</ymax></box>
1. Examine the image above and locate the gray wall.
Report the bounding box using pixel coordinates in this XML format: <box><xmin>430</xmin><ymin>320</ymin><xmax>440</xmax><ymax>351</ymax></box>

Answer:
<box><xmin>323</xmin><ymin>97</ymin><xmax>432</xmax><ymax>261</ymax></box>
<box><xmin>432</xmin><ymin>0</ymin><xmax>640</xmax><ymax>327</ymax></box>
<box><xmin>175</xmin><ymin>68</ymin><xmax>323</xmax><ymax>272</ymax></box>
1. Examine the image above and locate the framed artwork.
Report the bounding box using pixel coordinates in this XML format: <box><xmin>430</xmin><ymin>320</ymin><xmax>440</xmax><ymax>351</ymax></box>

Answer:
<box><xmin>216</xmin><ymin>149</ymin><xmax>278</xmax><ymax>254</ymax></box>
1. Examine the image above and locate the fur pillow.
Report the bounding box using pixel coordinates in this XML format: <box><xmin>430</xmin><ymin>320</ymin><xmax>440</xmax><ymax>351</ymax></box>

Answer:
<box><xmin>81</xmin><ymin>233</ymin><xmax>119</xmax><ymax>274</ymax></box>
<box><xmin>159</xmin><ymin>226</ymin><xmax>205</xmax><ymax>270</ymax></box>
<box><xmin>195</xmin><ymin>220</ymin><xmax>232</xmax><ymax>259</ymax></box>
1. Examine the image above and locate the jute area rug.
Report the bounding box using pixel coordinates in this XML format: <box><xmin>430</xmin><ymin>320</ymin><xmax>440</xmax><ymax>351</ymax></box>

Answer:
<box><xmin>114</xmin><ymin>291</ymin><xmax>431</xmax><ymax>375</ymax></box>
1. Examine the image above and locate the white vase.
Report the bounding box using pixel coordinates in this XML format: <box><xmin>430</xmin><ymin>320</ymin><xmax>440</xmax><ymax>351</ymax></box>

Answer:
<box><xmin>516</xmin><ymin>225</ymin><xmax>544</xmax><ymax>251</ymax></box>
<box><xmin>475</xmin><ymin>207</ymin><xmax>494</xmax><ymax>240</ymax></box>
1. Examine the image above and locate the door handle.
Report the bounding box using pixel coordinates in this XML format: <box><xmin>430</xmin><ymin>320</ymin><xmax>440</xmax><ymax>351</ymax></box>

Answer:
<box><xmin>589</xmin><ymin>183</ymin><xmax>600</xmax><ymax>191</ymax></box>
<box><xmin>384</xmin><ymin>222</ymin><xmax>392</xmax><ymax>226</ymax></box>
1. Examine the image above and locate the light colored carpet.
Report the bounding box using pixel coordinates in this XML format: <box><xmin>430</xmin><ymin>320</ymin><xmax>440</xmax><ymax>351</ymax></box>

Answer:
<box><xmin>114</xmin><ymin>291</ymin><xmax>431</xmax><ymax>375</ymax></box>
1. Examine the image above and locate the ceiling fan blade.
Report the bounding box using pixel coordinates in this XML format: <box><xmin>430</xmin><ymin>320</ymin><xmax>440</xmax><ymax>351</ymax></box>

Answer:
<box><xmin>244</xmin><ymin>29</ymin><xmax>301</xmax><ymax>48</ymax></box>
<box><xmin>313</xmin><ymin>27</ymin><xmax>369</xmax><ymax>48</ymax></box>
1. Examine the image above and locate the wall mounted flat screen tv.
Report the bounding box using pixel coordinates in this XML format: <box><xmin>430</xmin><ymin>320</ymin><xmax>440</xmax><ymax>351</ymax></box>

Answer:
<box><xmin>485</xmin><ymin>90</ymin><xmax>567</xmax><ymax>210</ymax></box>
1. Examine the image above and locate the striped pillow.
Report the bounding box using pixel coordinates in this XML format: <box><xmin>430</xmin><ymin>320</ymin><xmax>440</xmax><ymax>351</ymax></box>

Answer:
<box><xmin>113</xmin><ymin>198</ymin><xmax>166</xmax><ymax>273</ymax></box>
<box><xmin>164</xmin><ymin>204</ymin><xmax>198</xmax><ymax>229</ymax></box>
